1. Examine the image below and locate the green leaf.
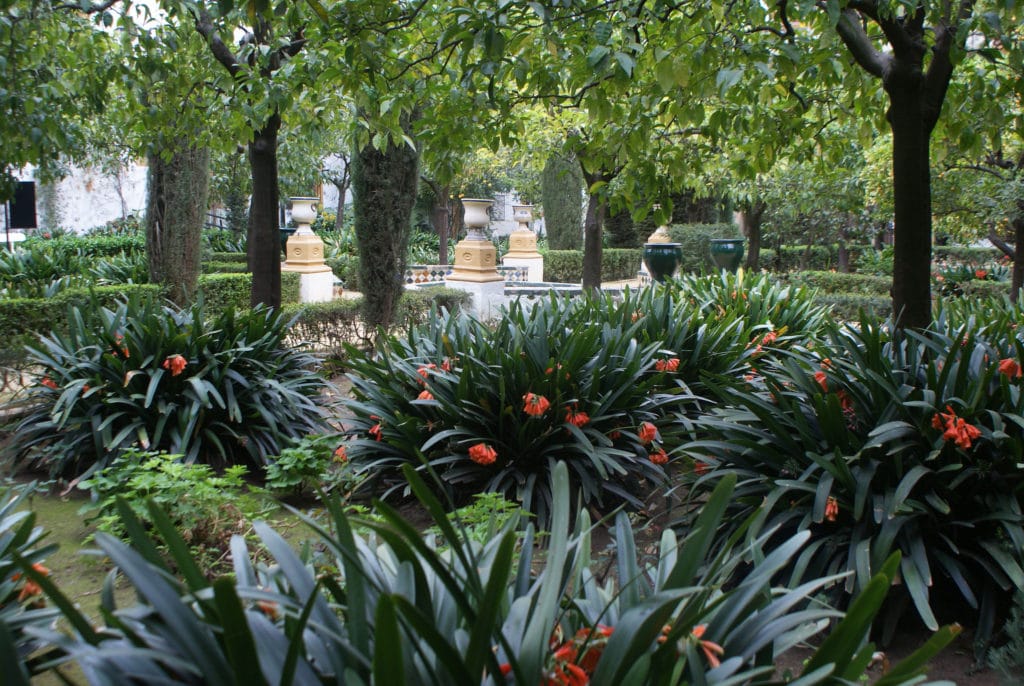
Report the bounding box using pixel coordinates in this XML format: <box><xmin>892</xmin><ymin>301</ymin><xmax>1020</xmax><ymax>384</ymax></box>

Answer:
<box><xmin>373</xmin><ymin>594</ymin><xmax>404</xmax><ymax>686</ymax></box>
<box><xmin>212</xmin><ymin>578</ymin><xmax>267</xmax><ymax>686</ymax></box>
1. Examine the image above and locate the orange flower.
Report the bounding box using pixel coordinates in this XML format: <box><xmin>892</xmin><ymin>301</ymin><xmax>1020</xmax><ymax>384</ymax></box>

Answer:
<box><xmin>609</xmin><ymin>429</ymin><xmax>621</xmax><ymax>440</ymax></box>
<box><xmin>655</xmin><ymin>357</ymin><xmax>680</xmax><ymax>372</ymax></box>
<box><xmin>523</xmin><ymin>392</ymin><xmax>551</xmax><ymax>416</ymax></box>
<box><xmin>256</xmin><ymin>599</ymin><xmax>280</xmax><ymax>621</ymax></box>
<box><xmin>417</xmin><ymin>389</ymin><xmax>434</xmax><ymax>401</ymax></box>
<box><xmin>564</xmin><ymin>405</ymin><xmax>590</xmax><ymax>428</ymax></box>
<box><xmin>813</xmin><ymin>370</ymin><xmax>828</xmax><ymax>391</ymax></box>
<box><xmin>694</xmin><ymin>459</ymin><xmax>711</xmax><ymax>476</ymax></box>
<box><xmin>162</xmin><ymin>354</ymin><xmax>187</xmax><ymax>376</ymax></box>
<box><xmin>417</xmin><ymin>364</ymin><xmax>437</xmax><ymax>384</ymax></box>
<box><xmin>441</xmin><ymin>358</ymin><xmax>453</xmax><ymax>372</ymax></box>
<box><xmin>41</xmin><ymin>377</ymin><xmax>58</xmax><ymax>390</ymax></box>
<box><xmin>14</xmin><ymin>563</ymin><xmax>50</xmax><ymax>601</ymax></box>
<box><xmin>825</xmin><ymin>496</ymin><xmax>839</xmax><ymax>522</ymax></box>
<box><xmin>631</xmin><ymin>310</ymin><xmax>643</xmax><ymax>322</ymax></box>
<box><xmin>691</xmin><ymin>625</ymin><xmax>725</xmax><ymax>669</ymax></box>
<box><xmin>650</xmin><ymin>447</ymin><xmax>669</xmax><ymax>465</ymax></box>
<box><xmin>998</xmin><ymin>358</ymin><xmax>1022</xmax><ymax>379</ymax></box>
<box><xmin>368</xmin><ymin>418</ymin><xmax>383</xmax><ymax>441</ymax></box>
<box><xmin>637</xmin><ymin>422</ymin><xmax>657</xmax><ymax>445</ymax></box>
<box><xmin>975</xmin><ymin>269</ymin><xmax>988</xmax><ymax>279</ymax></box>
<box><xmin>468</xmin><ymin>442</ymin><xmax>497</xmax><ymax>465</ymax></box>
<box><xmin>761</xmin><ymin>330</ymin><xmax>778</xmax><ymax>346</ymax></box>
<box><xmin>820</xmin><ymin>358</ymin><xmax>833</xmax><ymax>370</ymax></box>
<box><xmin>932</xmin><ymin>405</ymin><xmax>981</xmax><ymax>449</ymax></box>
<box><xmin>333</xmin><ymin>445</ymin><xmax>348</xmax><ymax>463</ymax></box>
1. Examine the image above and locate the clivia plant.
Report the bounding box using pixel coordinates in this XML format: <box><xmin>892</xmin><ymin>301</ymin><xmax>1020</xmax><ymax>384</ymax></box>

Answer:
<box><xmin>10</xmin><ymin>295</ymin><xmax>333</xmax><ymax>479</ymax></box>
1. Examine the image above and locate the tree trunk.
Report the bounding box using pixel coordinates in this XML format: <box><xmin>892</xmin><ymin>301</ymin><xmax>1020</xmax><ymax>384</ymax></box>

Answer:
<box><xmin>352</xmin><ymin>124</ymin><xmax>420</xmax><ymax>328</ymax></box>
<box><xmin>247</xmin><ymin>112</ymin><xmax>282</xmax><ymax>309</ymax></box>
<box><xmin>739</xmin><ymin>200</ymin><xmax>765</xmax><ymax>271</ymax></box>
<box><xmin>334</xmin><ymin>179</ymin><xmax>348</xmax><ymax>230</ymax></box>
<box><xmin>886</xmin><ymin>84</ymin><xmax>933</xmax><ymax>330</ymax></box>
<box><xmin>837</xmin><ymin>224</ymin><xmax>851</xmax><ymax>273</ymax></box>
<box><xmin>581</xmin><ymin>168</ymin><xmax>612</xmax><ymax>291</ymax></box>
<box><xmin>1013</xmin><ymin>216</ymin><xmax>1024</xmax><ymax>302</ymax></box>
<box><xmin>145</xmin><ymin>143</ymin><xmax>210</xmax><ymax>306</ymax></box>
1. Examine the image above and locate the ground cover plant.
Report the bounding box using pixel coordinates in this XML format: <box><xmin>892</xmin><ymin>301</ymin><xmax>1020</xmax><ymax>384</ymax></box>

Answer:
<box><xmin>2</xmin><ymin>465</ymin><xmax>958</xmax><ymax>684</ymax></box>
<box><xmin>9</xmin><ymin>295</ymin><xmax>333</xmax><ymax>478</ymax></box>
<box><xmin>678</xmin><ymin>305</ymin><xmax>1024</xmax><ymax>645</ymax></box>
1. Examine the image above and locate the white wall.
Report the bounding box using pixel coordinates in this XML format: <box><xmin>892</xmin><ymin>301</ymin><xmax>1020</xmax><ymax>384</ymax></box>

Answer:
<box><xmin>16</xmin><ymin>163</ymin><xmax>149</xmax><ymax>234</ymax></box>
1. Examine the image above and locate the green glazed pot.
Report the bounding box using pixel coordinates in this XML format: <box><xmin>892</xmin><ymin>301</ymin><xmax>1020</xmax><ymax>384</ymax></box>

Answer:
<box><xmin>643</xmin><ymin>242</ymin><xmax>683</xmax><ymax>283</ymax></box>
<box><xmin>709</xmin><ymin>238</ymin><xmax>745</xmax><ymax>272</ymax></box>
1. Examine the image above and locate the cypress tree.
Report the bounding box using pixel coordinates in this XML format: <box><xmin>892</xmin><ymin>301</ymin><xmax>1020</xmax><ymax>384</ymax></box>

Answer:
<box><xmin>352</xmin><ymin>122</ymin><xmax>420</xmax><ymax>328</ymax></box>
<box><xmin>541</xmin><ymin>151</ymin><xmax>584</xmax><ymax>250</ymax></box>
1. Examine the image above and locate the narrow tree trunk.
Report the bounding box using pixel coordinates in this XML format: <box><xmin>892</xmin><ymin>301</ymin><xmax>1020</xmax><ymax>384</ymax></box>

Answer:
<box><xmin>145</xmin><ymin>143</ymin><xmax>210</xmax><ymax>306</ymax></box>
<box><xmin>334</xmin><ymin>179</ymin><xmax>348</xmax><ymax>230</ymax></box>
<box><xmin>247</xmin><ymin>112</ymin><xmax>282</xmax><ymax>309</ymax></box>
<box><xmin>581</xmin><ymin>168</ymin><xmax>612</xmax><ymax>291</ymax></box>
<box><xmin>1012</xmin><ymin>216</ymin><xmax>1024</xmax><ymax>302</ymax></box>
<box><xmin>739</xmin><ymin>200</ymin><xmax>765</xmax><ymax>271</ymax></box>
<box><xmin>887</xmin><ymin>87</ymin><xmax>933</xmax><ymax>330</ymax></box>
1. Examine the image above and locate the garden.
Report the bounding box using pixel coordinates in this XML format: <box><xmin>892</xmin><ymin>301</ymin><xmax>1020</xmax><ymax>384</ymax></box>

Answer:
<box><xmin>4</xmin><ymin>0</ymin><xmax>1024</xmax><ymax>684</ymax></box>
<box><xmin>2</xmin><ymin>213</ymin><xmax>1024</xmax><ymax>683</ymax></box>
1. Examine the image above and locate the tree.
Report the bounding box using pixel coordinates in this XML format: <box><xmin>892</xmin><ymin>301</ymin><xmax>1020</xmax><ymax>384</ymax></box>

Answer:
<box><xmin>0</xmin><ymin>0</ymin><xmax>119</xmax><ymax>199</ymax></box>
<box><xmin>352</xmin><ymin>120</ymin><xmax>420</xmax><ymax>329</ymax></box>
<box><xmin>541</xmin><ymin>151</ymin><xmax>584</xmax><ymax>249</ymax></box>
<box><xmin>190</xmin><ymin>0</ymin><xmax>309</xmax><ymax>308</ymax></box>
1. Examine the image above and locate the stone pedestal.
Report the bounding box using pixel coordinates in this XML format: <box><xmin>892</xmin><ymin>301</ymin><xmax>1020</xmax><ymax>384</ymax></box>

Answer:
<box><xmin>281</xmin><ymin>196</ymin><xmax>335</xmax><ymax>303</ymax></box>
<box><xmin>442</xmin><ymin>278</ymin><xmax>506</xmax><ymax>320</ymax></box>
<box><xmin>448</xmin><ymin>237</ymin><xmax>505</xmax><ymax>283</ymax></box>
<box><xmin>502</xmin><ymin>203</ymin><xmax>543</xmax><ymax>282</ymax></box>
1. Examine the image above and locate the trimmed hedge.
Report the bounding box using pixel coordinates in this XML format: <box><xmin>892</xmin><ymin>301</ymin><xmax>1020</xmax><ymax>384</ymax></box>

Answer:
<box><xmin>197</xmin><ymin>272</ymin><xmax>301</xmax><ymax>312</ymax></box>
<box><xmin>777</xmin><ymin>270</ymin><xmax>891</xmax><ymax>296</ymax></box>
<box><xmin>543</xmin><ymin>249</ymin><xmax>642</xmax><ymax>283</ymax></box>
<box><xmin>0</xmin><ymin>284</ymin><xmax>162</xmax><ymax>340</ymax></box>
<box><xmin>933</xmin><ymin>245</ymin><xmax>1002</xmax><ymax>265</ymax></box>
<box><xmin>208</xmin><ymin>251</ymin><xmax>248</xmax><ymax>264</ymax></box>
<box><xmin>284</xmin><ymin>287</ymin><xmax>472</xmax><ymax>358</ymax></box>
<box><xmin>202</xmin><ymin>261</ymin><xmax>249</xmax><ymax>274</ymax></box>
<box><xmin>23</xmin><ymin>233</ymin><xmax>146</xmax><ymax>259</ymax></box>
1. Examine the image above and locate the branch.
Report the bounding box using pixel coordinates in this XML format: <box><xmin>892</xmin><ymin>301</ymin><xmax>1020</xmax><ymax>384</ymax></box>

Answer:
<box><xmin>923</xmin><ymin>0</ymin><xmax>975</xmax><ymax>132</ymax></box>
<box><xmin>52</xmin><ymin>0</ymin><xmax>120</xmax><ymax>13</ymax></box>
<box><xmin>831</xmin><ymin>7</ymin><xmax>891</xmax><ymax>78</ymax></box>
<box><xmin>988</xmin><ymin>228</ymin><xmax>1015</xmax><ymax>259</ymax></box>
<box><xmin>194</xmin><ymin>9</ymin><xmax>242</xmax><ymax>78</ymax></box>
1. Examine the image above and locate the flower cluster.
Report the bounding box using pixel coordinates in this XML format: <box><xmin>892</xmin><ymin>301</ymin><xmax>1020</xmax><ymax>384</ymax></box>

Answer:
<box><xmin>11</xmin><ymin>562</ymin><xmax>49</xmax><ymax>603</ymax></box>
<box><xmin>161</xmin><ymin>354</ymin><xmax>187</xmax><ymax>377</ymax></box>
<box><xmin>654</xmin><ymin>357</ymin><xmax>680</xmax><ymax>373</ymax></box>
<box><xmin>523</xmin><ymin>392</ymin><xmax>552</xmax><ymax>417</ymax></box>
<box><xmin>539</xmin><ymin>625</ymin><xmax>614</xmax><ymax>685</ymax></box>
<box><xmin>931</xmin><ymin>405</ymin><xmax>981</xmax><ymax>450</ymax></box>
<box><xmin>469</xmin><ymin>442</ymin><xmax>497</xmax><ymax>465</ymax></box>
<box><xmin>998</xmin><ymin>357</ymin><xmax>1022</xmax><ymax>379</ymax></box>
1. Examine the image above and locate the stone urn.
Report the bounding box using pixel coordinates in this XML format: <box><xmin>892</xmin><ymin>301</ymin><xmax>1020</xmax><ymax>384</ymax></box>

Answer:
<box><xmin>290</xmin><ymin>196</ymin><xmax>319</xmax><ymax>234</ymax></box>
<box><xmin>461</xmin><ymin>198</ymin><xmax>493</xmax><ymax>239</ymax></box>
<box><xmin>709</xmin><ymin>238</ymin><xmax>745</xmax><ymax>273</ymax></box>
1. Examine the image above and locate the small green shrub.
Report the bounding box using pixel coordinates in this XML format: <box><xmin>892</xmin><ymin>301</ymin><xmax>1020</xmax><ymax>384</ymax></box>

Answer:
<box><xmin>10</xmin><ymin>297</ymin><xmax>333</xmax><ymax>478</ymax></box>
<box><xmin>202</xmin><ymin>229</ymin><xmax>246</xmax><ymax>253</ymax></box>
<box><xmin>281</xmin><ymin>271</ymin><xmax>301</xmax><ymax>305</ymax></box>
<box><xmin>326</xmin><ymin>253</ymin><xmax>360</xmax><ymax>289</ymax></box>
<box><xmin>263</xmin><ymin>435</ymin><xmax>337</xmax><ymax>496</ymax></box>
<box><xmin>78</xmin><ymin>449</ymin><xmax>271</xmax><ymax>567</ymax></box>
<box><xmin>855</xmin><ymin>245</ymin><xmax>894</xmax><ymax>275</ymax></box>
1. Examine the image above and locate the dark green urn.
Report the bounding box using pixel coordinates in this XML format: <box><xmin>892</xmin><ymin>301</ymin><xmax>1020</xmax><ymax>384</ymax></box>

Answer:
<box><xmin>709</xmin><ymin>238</ymin><xmax>745</xmax><ymax>273</ymax></box>
<box><xmin>643</xmin><ymin>242</ymin><xmax>683</xmax><ymax>283</ymax></box>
